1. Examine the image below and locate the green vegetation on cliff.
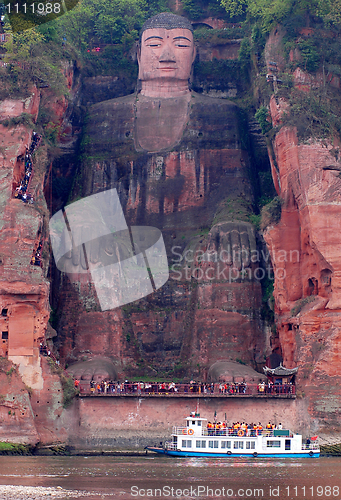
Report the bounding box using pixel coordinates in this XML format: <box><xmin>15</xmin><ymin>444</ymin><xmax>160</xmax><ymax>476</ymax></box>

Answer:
<box><xmin>47</xmin><ymin>359</ymin><xmax>79</xmax><ymax>408</ymax></box>
<box><xmin>220</xmin><ymin>0</ymin><xmax>341</xmax><ymax>31</ymax></box>
<box><xmin>0</xmin><ymin>442</ymin><xmax>32</xmax><ymax>455</ymax></box>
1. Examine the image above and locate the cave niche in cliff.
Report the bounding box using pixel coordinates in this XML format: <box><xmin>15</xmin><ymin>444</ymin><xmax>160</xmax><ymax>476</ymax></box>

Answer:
<box><xmin>307</xmin><ymin>277</ymin><xmax>318</xmax><ymax>296</ymax></box>
<box><xmin>320</xmin><ymin>268</ymin><xmax>332</xmax><ymax>297</ymax></box>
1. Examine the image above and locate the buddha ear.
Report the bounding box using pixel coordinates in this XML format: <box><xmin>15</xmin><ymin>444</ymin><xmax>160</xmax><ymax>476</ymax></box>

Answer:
<box><xmin>137</xmin><ymin>42</ymin><xmax>142</xmax><ymax>80</ymax></box>
<box><xmin>137</xmin><ymin>42</ymin><xmax>141</xmax><ymax>65</ymax></box>
<box><xmin>191</xmin><ymin>44</ymin><xmax>197</xmax><ymax>64</ymax></box>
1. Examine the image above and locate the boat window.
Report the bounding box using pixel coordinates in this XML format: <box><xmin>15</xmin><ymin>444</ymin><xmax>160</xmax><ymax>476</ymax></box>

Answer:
<box><xmin>182</xmin><ymin>440</ymin><xmax>192</xmax><ymax>448</ymax></box>
<box><xmin>187</xmin><ymin>421</ymin><xmax>189</xmax><ymax>427</ymax></box>
<box><xmin>246</xmin><ymin>441</ymin><xmax>256</xmax><ymax>449</ymax></box>
<box><xmin>221</xmin><ymin>441</ymin><xmax>231</xmax><ymax>449</ymax></box>
<box><xmin>234</xmin><ymin>441</ymin><xmax>244</xmax><ymax>449</ymax></box>
<box><xmin>192</xmin><ymin>421</ymin><xmax>195</xmax><ymax>425</ymax></box>
<box><xmin>196</xmin><ymin>440</ymin><xmax>206</xmax><ymax>448</ymax></box>
<box><xmin>208</xmin><ymin>441</ymin><xmax>219</xmax><ymax>448</ymax></box>
<box><xmin>198</xmin><ymin>421</ymin><xmax>202</xmax><ymax>426</ymax></box>
<box><xmin>267</xmin><ymin>440</ymin><xmax>281</xmax><ymax>448</ymax></box>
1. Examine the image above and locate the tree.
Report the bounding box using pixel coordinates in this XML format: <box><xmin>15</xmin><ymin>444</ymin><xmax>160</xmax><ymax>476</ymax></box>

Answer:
<box><xmin>220</xmin><ymin>0</ymin><xmax>325</xmax><ymax>32</ymax></box>
<box><xmin>317</xmin><ymin>0</ymin><xmax>341</xmax><ymax>26</ymax></box>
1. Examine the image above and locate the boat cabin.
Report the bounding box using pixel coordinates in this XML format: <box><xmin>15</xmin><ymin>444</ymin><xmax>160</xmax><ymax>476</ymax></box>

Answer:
<box><xmin>184</xmin><ymin>412</ymin><xmax>207</xmax><ymax>437</ymax></box>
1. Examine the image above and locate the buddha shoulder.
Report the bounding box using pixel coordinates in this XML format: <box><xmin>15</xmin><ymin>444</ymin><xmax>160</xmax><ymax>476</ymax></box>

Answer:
<box><xmin>189</xmin><ymin>92</ymin><xmax>240</xmax><ymax>118</ymax></box>
<box><xmin>88</xmin><ymin>94</ymin><xmax>136</xmax><ymax>139</ymax></box>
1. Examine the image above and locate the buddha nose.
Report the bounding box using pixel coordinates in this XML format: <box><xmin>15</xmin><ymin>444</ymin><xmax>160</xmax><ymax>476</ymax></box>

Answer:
<box><xmin>159</xmin><ymin>47</ymin><xmax>176</xmax><ymax>63</ymax></box>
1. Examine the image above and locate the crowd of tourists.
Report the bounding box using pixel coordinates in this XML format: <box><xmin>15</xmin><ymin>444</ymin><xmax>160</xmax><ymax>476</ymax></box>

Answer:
<box><xmin>206</xmin><ymin>420</ymin><xmax>283</xmax><ymax>437</ymax></box>
<box><xmin>39</xmin><ymin>343</ymin><xmax>60</xmax><ymax>365</ymax></box>
<box><xmin>257</xmin><ymin>381</ymin><xmax>293</xmax><ymax>394</ymax></box>
<box><xmin>31</xmin><ymin>240</ymin><xmax>43</xmax><ymax>267</ymax></box>
<box><xmin>14</xmin><ymin>132</ymin><xmax>41</xmax><ymax>203</ymax></box>
<box><xmin>75</xmin><ymin>380</ymin><xmax>295</xmax><ymax>397</ymax></box>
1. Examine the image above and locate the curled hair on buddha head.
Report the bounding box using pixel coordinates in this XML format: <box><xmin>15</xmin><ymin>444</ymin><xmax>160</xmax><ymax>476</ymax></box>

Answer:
<box><xmin>140</xmin><ymin>12</ymin><xmax>194</xmax><ymax>36</ymax></box>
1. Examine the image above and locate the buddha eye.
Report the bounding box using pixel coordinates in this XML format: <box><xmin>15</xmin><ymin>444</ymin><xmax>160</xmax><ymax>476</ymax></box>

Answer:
<box><xmin>145</xmin><ymin>37</ymin><xmax>163</xmax><ymax>47</ymax></box>
<box><xmin>174</xmin><ymin>38</ymin><xmax>191</xmax><ymax>48</ymax></box>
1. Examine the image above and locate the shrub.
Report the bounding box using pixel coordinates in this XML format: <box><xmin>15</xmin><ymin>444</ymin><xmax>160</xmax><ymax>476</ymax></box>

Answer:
<box><xmin>60</xmin><ymin>374</ymin><xmax>79</xmax><ymax>408</ymax></box>
<box><xmin>255</xmin><ymin>106</ymin><xmax>272</xmax><ymax>135</ymax></box>
<box><xmin>298</xmin><ymin>40</ymin><xmax>320</xmax><ymax>73</ymax></box>
<box><xmin>260</xmin><ymin>197</ymin><xmax>283</xmax><ymax>229</ymax></box>
<box><xmin>290</xmin><ymin>296</ymin><xmax>317</xmax><ymax>316</ymax></box>
<box><xmin>1</xmin><ymin>113</ymin><xmax>34</xmax><ymax>128</ymax></box>
<box><xmin>282</xmin><ymin>87</ymin><xmax>341</xmax><ymax>140</ymax></box>
<box><xmin>47</xmin><ymin>358</ymin><xmax>78</xmax><ymax>408</ymax></box>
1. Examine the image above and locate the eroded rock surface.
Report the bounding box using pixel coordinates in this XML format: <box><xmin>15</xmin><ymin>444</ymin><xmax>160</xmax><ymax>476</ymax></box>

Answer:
<box><xmin>264</xmin><ymin>32</ymin><xmax>341</xmax><ymax>432</ymax></box>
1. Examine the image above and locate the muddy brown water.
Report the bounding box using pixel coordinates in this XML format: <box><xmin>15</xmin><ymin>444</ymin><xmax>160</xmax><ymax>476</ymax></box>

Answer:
<box><xmin>0</xmin><ymin>455</ymin><xmax>339</xmax><ymax>499</ymax></box>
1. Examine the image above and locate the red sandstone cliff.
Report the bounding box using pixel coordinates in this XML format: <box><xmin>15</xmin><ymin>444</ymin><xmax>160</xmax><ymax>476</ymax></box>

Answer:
<box><xmin>0</xmin><ymin>69</ymin><xmax>78</xmax><ymax>445</ymax></box>
<box><xmin>264</xmin><ymin>28</ymin><xmax>341</xmax><ymax>436</ymax></box>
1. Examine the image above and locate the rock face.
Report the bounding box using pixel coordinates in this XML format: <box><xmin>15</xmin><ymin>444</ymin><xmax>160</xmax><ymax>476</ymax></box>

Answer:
<box><xmin>0</xmin><ymin>359</ymin><xmax>39</xmax><ymax>445</ymax></box>
<box><xmin>54</xmin><ymin>92</ymin><xmax>269</xmax><ymax>378</ymax></box>
<box><xmin>0</xmin><ymin>86</ymin><xmax>73</xmax><ymax>445</ymax></box>
<box><xmin>264</xmin><ymin>32</ymin><xmax>341</xmax><ymax>433</ymax></box>
<box><xmin>0</xmin><ymin>89</ymin><xmax>50</xmax><ymax>390</ymax></box>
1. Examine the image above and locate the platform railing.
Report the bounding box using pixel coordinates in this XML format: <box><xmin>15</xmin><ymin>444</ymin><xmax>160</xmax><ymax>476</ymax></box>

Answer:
<box><xmin>78</xmin><ymin>382</ymin><xmax>295</xmax><ymax>398</ymax></box>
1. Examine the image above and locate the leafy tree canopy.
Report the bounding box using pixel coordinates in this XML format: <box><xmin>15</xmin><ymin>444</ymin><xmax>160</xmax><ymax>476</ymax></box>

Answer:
<box><xmin>220</xmin><ymin>0</ymin><xmax>341</xmax><ymax>31</ymax></box>
<box><xmin>52</xmin><ymin>0</ymin><xmax>169</xmax><ymax>51</ymax></box>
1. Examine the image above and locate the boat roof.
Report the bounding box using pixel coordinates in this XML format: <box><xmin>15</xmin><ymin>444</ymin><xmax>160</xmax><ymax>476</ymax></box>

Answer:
<box><xmin>186</xmin><ymin>414</ymin><xmax>207</xmax><ymax>421</ymax></box>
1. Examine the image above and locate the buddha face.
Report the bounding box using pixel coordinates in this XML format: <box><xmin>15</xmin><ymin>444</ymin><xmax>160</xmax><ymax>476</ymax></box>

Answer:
<box><xmin>138</xmin><ymin>27</ymin><xmax>196</xmax><ymax>84</ymax></box>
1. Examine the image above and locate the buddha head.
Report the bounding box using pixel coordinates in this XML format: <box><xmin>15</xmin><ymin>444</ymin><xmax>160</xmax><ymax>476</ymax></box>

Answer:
<box><xmin>138</xmin><ymin>12</ymin><xmax>196</xmax><ymax>96</ymax></box>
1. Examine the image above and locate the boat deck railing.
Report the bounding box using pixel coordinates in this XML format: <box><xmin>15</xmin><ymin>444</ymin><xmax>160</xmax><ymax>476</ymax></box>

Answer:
<box><xmin>302</xmin><ymin>443</ymin><xmax>320</xmax><ymax>450</ymax></box>
<box><xmin>173</xmin><ymin>427</ymin><xmax>294</xmax><ymax>438</ymax></box>
<box><xmin>78</xmin><ymin>382</ymin><xmax>296</xmax><ymax>398</ymax></box>
<box><xmin>165</xmin><ymin>441</ymin><xmax>177</xmax><ymax>451</ymax></box>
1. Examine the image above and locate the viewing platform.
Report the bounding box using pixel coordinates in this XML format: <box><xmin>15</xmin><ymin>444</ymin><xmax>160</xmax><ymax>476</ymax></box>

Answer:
<box><xmin>77</xmin><ymin>382</ymin><xmax>296</xmax><ymax>399</ymax></box>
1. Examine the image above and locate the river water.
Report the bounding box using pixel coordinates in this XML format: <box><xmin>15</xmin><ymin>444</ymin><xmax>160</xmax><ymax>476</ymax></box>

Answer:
<box><xmin>0</xmin><ymin>455</ymin><xmax>339</xmax><ymax>500</ymax></box>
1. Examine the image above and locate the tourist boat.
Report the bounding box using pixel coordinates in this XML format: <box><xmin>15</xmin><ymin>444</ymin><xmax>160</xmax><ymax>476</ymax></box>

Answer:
<box><xmin>146</xmin><ymin>412</ymin><xmax>320</xmax><ymax>458</ymax></box>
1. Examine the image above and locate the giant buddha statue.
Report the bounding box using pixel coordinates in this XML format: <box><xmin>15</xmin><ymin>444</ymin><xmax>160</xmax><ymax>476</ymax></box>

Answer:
<box><xmin>56</xmin><ymin>13</ymin><xmax>268</xmax><ymax>378</ymax></box>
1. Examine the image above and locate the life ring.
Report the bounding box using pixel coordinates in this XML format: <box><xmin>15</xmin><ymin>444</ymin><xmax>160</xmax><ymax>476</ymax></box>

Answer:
<box><xmin>188</xmin><ymin>429</ymin><xmax>194</xmax><ymax>435</ymax></box>
<box><xmin>309</xmin><ymin>451</ymin><xmax>314</xmax><ymax>457</ymax></box>
<box><xmin>253</xmin><ymin>452</ymin><xmax>258</xmax><ymax>457</ymax></box>
<box><xmin>227</xmin><ymin>451</ymin><xmax>232</xmax><ymax>455</ymax></box>
<box><xmin>182</xmin><ymin>429</ymin><xmax>187</xmax><ymax>435</ymax></box>
<box><xmin>237</xmin><ymin>429</ymin><xmax>244</xmax><ymax>437</ymax></box>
